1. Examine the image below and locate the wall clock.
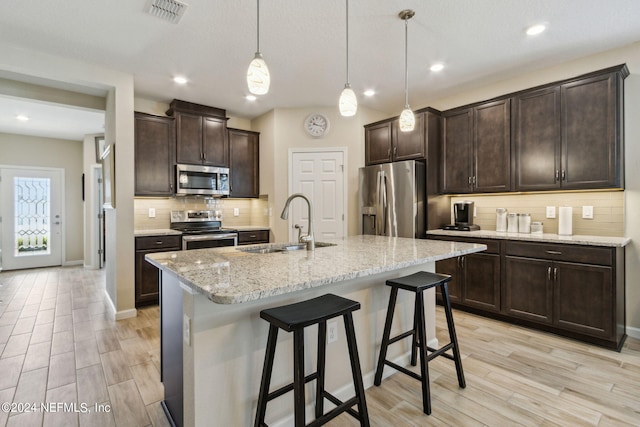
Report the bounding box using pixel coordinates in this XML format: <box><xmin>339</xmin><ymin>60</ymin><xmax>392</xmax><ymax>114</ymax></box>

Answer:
<box><xmin>304</xmin><ymin>113</ymin><xmax>330</xmax><ymax>138</ymax></box>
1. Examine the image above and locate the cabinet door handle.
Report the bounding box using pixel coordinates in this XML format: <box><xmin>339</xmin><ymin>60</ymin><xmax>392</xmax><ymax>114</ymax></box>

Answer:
<box><xmin>249</xmin><ymin>235</ymin><xmax>257</xmax><ymax>238</ymax></box>
<box><xmin>393</xmin><ymin>146</ymin><xmax>397</xmax><ymax>155</ymax></box>
<box><xmin>546</xmin><ymin>250</ymin><xmax>562</xmax><ymax>255</ymax></box>
<box><xmin>387</xmin><ymin>148</ymin><xmax>391</xmax><ymax>157</ymax></box>
<box><xmin>468</xmin><ymin>176</ymin><xmax>472</xmax><ymax>185</ymax></box>
<box><xmin>472</xmin><ymin>176</ymin><xmax>476</xmax><ymax>185</ymax></box>
<box><xmin>554</xmin><ymin>267</ymin><xmax>558</xmax><ymax>281</ymax></box>
<box><xmin>547</xmin><ymin>266</ymin><xmax>552</xmax><ymax>281</ymax></box>
<box><xmin>555</xmin><ymin>170</ymin><xmax>560</xmax><ymax>182</ymax></box>
<box><xmin>562</xmin><ymin>170</ymin><xmax>566</xmax><ymax>181</ymax></box>
<box><xmin>155</xmin><ymin>241</ymin><xmax>164</xmax><ymax>245</ymax></box>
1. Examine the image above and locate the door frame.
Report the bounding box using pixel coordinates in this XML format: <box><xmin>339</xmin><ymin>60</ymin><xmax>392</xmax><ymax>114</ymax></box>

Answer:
<box><xmin>0</xmin><ymin>164</ymin><xmax>66</xmax><ymax>270</ymax></box>
<box><xmin>287</xmin><ymin>147</ymin><xmax>348</xmax><ymax>240</ymax></box>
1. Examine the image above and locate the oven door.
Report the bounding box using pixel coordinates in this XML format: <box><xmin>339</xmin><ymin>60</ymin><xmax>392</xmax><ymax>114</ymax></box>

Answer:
<box><xmin>182</xmin><ymin>233</ymin><xmax>238</xmax><ymax>250</ymax></box>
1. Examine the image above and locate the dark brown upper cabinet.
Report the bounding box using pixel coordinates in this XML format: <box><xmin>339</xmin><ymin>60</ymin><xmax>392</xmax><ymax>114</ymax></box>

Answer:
<box><xmin>167</xmin><ymin>99</ymin><xmax>229</xmax><ymax>167</ymax></box>
<box><xmin>513</xmin><ymin>65</ymin><xmax>626</xmax><ymax>191</ymax></box>
<box><xmin>442</xmin><ymin>99</ymin><xmax>511</xmax><ymax>194</ymax></box>
<box><xmin>513</xmin><ymin>86</ymin><xmax>562</xmax><ymax>191</ymax></box>
<box><xmin>134</xmin><ymin>112</ymin><xmax>175</xmax><ymax>196</ymax></box>
<box><xmin>228</xmin><ymin>128</ymin><xmax>260</xmax><ymax>198</ymax></box>
<box><xmin>364</xmin><ymin>108</ymin><xmax>441</xmax><ymax>166</ymax></box>
<box><xmin>561</xmin><ymin>69</ymin><xmax>625</xmax><ymax>189</ymax></box>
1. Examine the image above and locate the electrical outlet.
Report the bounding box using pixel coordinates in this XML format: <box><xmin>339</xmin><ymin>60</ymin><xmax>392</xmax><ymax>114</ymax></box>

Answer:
<box><xmin>183</xmin><ymin>314</ymin><xmax>191</xmax><ymax>346</ymax></box>
<box><xmin>233</xmin><ymin>208</ymin><xmax>240</xmax><ymax>217</ymax></box>
<box><xmin>582</xmin><ymin>205</ymin><xmax>594</xmax><ymax>219</ymax></box>
<box><xmin>546</xmin><ymin>206</ymin><xmax>556</xmax><ymax>219</ymax></box>
<box><xmin>148</xmin><ymin>207</ymin><xmax>156</xmax><ymax>218</ymax></box>
<box><xmin>327</xmin><ymin>320</ymin><xmax>338</xmax><ymax>344</ymax></box>
<box><xmin>473</xmin><ymin>206</ymin><xmax>477</xmax><ymax>217</ymax></box>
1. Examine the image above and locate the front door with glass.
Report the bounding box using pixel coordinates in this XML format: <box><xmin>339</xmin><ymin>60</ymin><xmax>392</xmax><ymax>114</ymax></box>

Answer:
<box><xmin>0</xmin><ymin>167</ymin><xmax>63</xmax><ymax>270</ymax></box>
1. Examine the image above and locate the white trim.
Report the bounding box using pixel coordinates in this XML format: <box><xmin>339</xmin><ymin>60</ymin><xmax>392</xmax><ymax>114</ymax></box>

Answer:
<box><xmin>287</xmin><ymin>147</ymin><xmax>349</xmax><ymax>241</ymax></box>
<box><xmin>103</xmin><ymin>289</ymin><xmax>137</xmax><ymax>320</ymax></box>
<box><xmin>627</xmin><ymin>325</ymin><xmax>640</xmax><ymax>340</ymax></box>
<box><xmin>63</xmin><ymin>260</ymin><xmax>84</xmax><ymax>266</ymax></box>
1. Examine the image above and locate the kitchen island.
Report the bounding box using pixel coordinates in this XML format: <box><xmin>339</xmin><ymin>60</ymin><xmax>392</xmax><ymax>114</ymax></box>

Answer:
<box><xmin>146</xmin><ymin>235</ymin><xmax>486</xmax><ymax>427</ymax></box>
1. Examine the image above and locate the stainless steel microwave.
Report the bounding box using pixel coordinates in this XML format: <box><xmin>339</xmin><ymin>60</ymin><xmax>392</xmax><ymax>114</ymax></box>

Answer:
<box><xmin>175</xmin><ymin>164</ymin><xmax>230</xmax><ymax>196</ymax></box>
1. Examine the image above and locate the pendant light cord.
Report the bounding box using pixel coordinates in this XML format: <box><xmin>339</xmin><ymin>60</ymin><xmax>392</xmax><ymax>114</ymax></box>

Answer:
<box><xmin>256</xmin><ymin>0</ymin><xmax>260</xmax><ymax>53</ymax></box>
<box><xmin>345</xmin><ymin>0</ymin><xmax>350</xmax><ymax>85</ymax></box>
<box><xmin>404</xmin><ymin>16</ymin><xmax>409</xmax><ymax>108</ymax></box>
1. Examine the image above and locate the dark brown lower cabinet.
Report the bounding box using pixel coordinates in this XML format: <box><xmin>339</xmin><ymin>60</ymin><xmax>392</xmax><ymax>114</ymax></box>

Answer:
<box><xmin>237</xmin><ymin>230</ymin><xmax>269</xmax><ymax>245</ymax></box>
<box><xmin>434</xmin><ymin>237</ymin><xmax>500</xmax><ymax>313</ymax></box>
<box><xmin>430</xmin><ymin>235</ymin><xmax>625</xmax><ymax>350</ymax></box>
<box><xmin>135</xmin><ymin>235</ymin><xmax>182</xmax><ymax>307</ymax></box>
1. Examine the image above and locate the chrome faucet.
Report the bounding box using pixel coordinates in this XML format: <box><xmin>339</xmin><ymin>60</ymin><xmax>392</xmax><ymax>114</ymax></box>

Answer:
<box><xmin>280</xmin><ymin>193</ymin><xmax>314</xmax><ymax>251</ymax></box>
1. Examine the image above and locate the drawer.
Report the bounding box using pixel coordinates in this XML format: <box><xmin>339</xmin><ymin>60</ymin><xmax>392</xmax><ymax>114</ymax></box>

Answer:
<box><xmin>428</xmin><ymin>235</ymin><xmax>500</xmax><ymax>254</ymax></box>
<box><xmin>504</xmin><ymin>241</ymin><xmax>612</xmax><ymax>266</ymax></box>
<box><xmin>136</xmin><ymin>235</ymin><xmax>182</xmax><ymax>251</ymax></box>
<box><xmin>238</xmin><ymin>230</ymin><xmax>270</xmax><ymax>245</ymax></box>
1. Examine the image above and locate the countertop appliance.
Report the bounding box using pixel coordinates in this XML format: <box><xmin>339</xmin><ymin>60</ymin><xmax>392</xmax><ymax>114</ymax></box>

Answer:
<box><xmin>443</xmin><ymin>201</ymin><xmax>480</xmax><ymax>231</ymax></box>
<box><xmin>175</xmin><ymin>164</ymin><xmax>230</xmax><ymax>196</ymax></box>
<box><xmin>358</xmin><ymin>160</ymin><xmax>425</xmax><ymax>238</ymax></box>
<box><xmin>170</xmin><ymin>210</ymin><xmax>237</xmax><ymax>250</ymax></box>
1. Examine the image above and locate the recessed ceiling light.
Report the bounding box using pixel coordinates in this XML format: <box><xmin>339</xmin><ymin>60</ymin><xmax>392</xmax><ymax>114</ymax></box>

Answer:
<box><xmin>16</xmin><ymin>114</ymin><xmax>29</xmax><ymax>122</ymax></box>
<box><xmin>363</xmin><ymin>90</ymin><xmax>376</xmax><ymax>97</ymax></box>
<box><xmin>430</xmin><ymin>63</ymin><xmax>444</xmax><ymax>72</ymax></box>
<box><xmin>245</xmin><ymin>95</ymin><xmax>257</xmax><ymax>101</ymax></box>
<box><xmin>526</xmin><ymin>24</ymin><xmax>547</xmax><ymax>36</ymax></box>
<box><xmin>173</xmin><ymin>76</ymin><xmax>188</xmax><ymax>84</ymax></box>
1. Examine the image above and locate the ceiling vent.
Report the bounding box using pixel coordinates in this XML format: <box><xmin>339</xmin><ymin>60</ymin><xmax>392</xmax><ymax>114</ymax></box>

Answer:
<box><xmin>144</xmin><ymin>0</ymin><xmax>188</xmax><ymax>24</ymax></box>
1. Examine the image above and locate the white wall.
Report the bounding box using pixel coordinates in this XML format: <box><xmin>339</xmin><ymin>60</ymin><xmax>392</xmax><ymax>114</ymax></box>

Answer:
<box><xmin>253</xmin><ymin>106</ymin><xmax>387</xmax><ymax>242</ymax></box>
<box><xmin>0</xmin><ymin>132</ymin><xmax>84</xmax><ymax>264</ymax></box>
<box><xmin>0</xmin><ymin>41</ymin><xmax>136</xmax><ymax>319</ymax></box>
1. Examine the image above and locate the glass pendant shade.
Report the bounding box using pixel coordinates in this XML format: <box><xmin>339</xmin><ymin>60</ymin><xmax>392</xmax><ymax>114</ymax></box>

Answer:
<box><xmin>399</xmin><ymin>107</ymin><xmax>415</xmax><ymax>132</ymax></box>
<box><xmin>247</xmin><ymin>53</ymin><xmax>270</xmax><ymax>95</ymax></box>
<box><xmin>339</xmin><ymin>85</ymin><xmax>357</xmax><ymax>117</ymax></box>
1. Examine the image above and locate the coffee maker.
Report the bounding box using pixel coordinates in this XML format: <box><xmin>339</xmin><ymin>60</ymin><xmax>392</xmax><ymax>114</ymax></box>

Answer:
<box><xmin>443</xmin><ymin>201</ymin><xmax>480</xmax><ymax>231</ymax></box>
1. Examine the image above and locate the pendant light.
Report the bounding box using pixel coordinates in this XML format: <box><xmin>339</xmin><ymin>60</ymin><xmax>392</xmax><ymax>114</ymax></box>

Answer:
<box><xmin>247</xmin><ymin>0</ymin><xmax>270</xmax><ymax>95</ymax></box>
<box><xmin>338</xmin><ymin>0</ymin><xmax>357</xmax><ymax>116</ymax></box>
<box><xmin>399</xmin><ymin>9</ymin><xmax>415</xmax><ymax>132</ymax></box>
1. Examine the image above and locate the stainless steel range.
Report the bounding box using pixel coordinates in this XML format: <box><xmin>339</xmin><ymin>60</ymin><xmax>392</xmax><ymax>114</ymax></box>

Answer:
<box><xmin>170</xmin><ymin>210</ymin><xmax>238</xmax><ymax>250</ymax></box>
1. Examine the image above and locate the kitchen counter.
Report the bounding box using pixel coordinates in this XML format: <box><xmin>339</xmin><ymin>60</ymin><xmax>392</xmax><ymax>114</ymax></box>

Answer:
<box><xmin>232</xmin><ymin>225</ymin><xmax>270</xmax><ymax>231</ymax></box>
<box><xmin>148</xmin><ymin>235</ymin><xmax>486</xmax><ymax>427</ymax></box>
<box><xmin>134</xmin><ymin>228</ymin><xmax>182</xmax><ymax>237</ymax></box>
<box><xmin>427</xmin><ymin>229</ymin><xmax>630</xmax><ymax>247</ymax></box>
<box><xmin>146</xmin><ymin>235</ymin><xmax>486</xmax><ymax>304</ymax></box>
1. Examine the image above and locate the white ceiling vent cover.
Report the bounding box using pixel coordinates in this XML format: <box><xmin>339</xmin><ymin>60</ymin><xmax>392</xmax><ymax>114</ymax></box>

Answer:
<box><xmin>144</xmin><ymin>0</ymin><xmax>188</xmax><ymax>24</ymax></box>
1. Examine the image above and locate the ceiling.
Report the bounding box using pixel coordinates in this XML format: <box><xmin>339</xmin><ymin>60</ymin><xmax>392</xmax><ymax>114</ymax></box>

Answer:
<box><xmin>1</xmin><ymin>0</ymin><xmax>640</xmax><ymax>139</ymax></box>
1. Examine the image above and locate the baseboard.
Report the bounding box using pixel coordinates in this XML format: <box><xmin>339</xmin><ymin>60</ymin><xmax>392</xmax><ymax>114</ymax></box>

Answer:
<box><xmin>63</xmin><ymin>260</ymin><xmax>84</xmax><ymax>266</ymax></box>
<box><xmin>103</xmin><ymin>289</ymin><xmax>137</xmax><ymax>320</ymax></box>
<box><xmin>270</xmin><ymin>337</ymin><xmax>439</xmax><ymax>427</ymax></box>
<box><xmin>627</xmin><ymin>325</ymin><xmax>640</xmax><ymax>340</ymax></box>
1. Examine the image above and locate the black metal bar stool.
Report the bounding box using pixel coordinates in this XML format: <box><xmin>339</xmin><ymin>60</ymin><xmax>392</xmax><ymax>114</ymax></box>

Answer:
<box><xmin>373</xmin><ymin>271</ymin><xmax>465</xmax><ymax>415</ymax></box>
<box><xmin>254</xmin><ymin>293</ymin><xmax>370</xmax><ymax>427</ymax></box>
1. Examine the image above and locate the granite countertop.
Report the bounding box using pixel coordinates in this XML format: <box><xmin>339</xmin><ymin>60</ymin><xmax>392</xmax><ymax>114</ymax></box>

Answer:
<box><xmin>146</xmin><ymin>235</ymin><xmax>486</xmax><ymax>304</ymax></box>
<box><xmin>134</xmin><ymin>229</ymin><xmax>182</xmax><ymax>237</ymax></box>
<box><xmin>427</xmin><ymin>229</ymin><xmax>630</xmax><ymax>248</ymax></box>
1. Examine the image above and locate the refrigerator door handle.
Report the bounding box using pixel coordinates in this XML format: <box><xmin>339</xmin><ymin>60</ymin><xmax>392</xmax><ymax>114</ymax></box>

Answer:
<box><xmin>375</xmin><ymin>171</ymin><xmax>383</xmax><ymax>234</ymax></box>
<box><xmin>381</xmin><ymin>172</ymin><xmax>388</xmax><ymax>235</ymax></box>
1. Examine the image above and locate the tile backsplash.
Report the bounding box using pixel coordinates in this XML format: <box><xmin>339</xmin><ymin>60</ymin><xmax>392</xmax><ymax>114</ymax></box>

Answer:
<box><xmin>134</xmin><ymin>196</ymin><xmax>270</xmax><ymax>230</ymax></box>
<box><xmin>450</xmin><ymin>190</ymin><xmax>624</xmax><ymax>236</ymax></box>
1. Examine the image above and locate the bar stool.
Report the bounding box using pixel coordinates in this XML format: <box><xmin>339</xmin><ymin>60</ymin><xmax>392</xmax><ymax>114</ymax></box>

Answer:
<box><xmin>254</xmin><ymin>293</ymin><xmax>370</xmax><ymax>427</ymax></box>
<box><xmin>373</xmin><ymin>271</ymin><xmax>465</xmax><ymax>415</ymax></box>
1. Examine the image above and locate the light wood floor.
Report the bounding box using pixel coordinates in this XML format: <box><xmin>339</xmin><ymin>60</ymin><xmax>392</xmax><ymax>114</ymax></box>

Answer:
<box><xmin>1</xmin><ymin>266</ymin><xmax>639</xmax><ymax>426</ymax></box>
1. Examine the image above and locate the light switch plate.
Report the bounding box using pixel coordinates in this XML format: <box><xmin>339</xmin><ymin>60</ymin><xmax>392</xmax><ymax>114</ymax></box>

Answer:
<box><xmin>546</xmin><ymin>206</ymin><xmax>556</xmax><ymax>219</ymax></box>
<box><xmin>582</xmin><ymin>205</ymin><xmax>594</xmax><ymax>219</ymax></box>
<box><xmin>233</xmin><ymin>208</ymin><xmax>240</xmax><ymax>217</ymax></box>
<box><xmin>148</xmin><ymin>208</ymin><xmax>156</xmax><ymax>218</ymax></box>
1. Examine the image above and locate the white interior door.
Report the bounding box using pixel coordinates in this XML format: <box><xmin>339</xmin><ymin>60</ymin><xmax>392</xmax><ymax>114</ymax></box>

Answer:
<box><xmin>0</xmin><ymin>167</ymin><xmax>63</xmax><ymax>270</ymax></box>
<box><xmin>290</xmin><ymin>149</ymin><xmax>346</xmax><ymax>241</ymax></box>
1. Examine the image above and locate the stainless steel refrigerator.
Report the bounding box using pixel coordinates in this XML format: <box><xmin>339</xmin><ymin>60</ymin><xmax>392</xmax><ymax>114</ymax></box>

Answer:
<box><xmin>359</xmin><ymin>160</ymin><xmax>426</xmax><ymax>238</ymax></box>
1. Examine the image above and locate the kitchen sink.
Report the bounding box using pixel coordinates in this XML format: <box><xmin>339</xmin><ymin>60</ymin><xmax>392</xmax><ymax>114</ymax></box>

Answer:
<box><xmin>238</xmin><ymin>241</ymin><xmax>337</xmax><ymax>254</ymax></box>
